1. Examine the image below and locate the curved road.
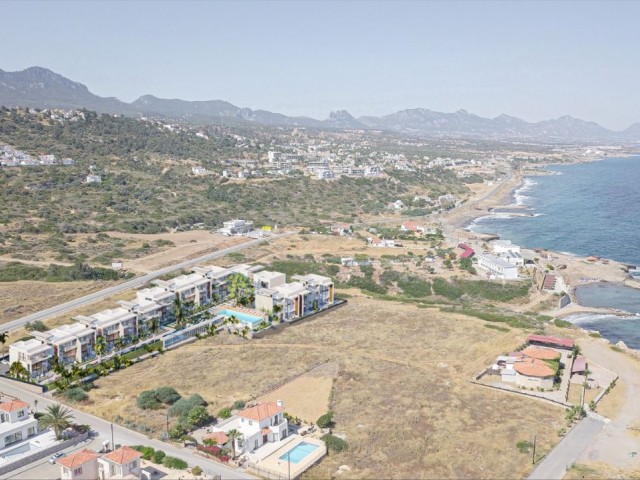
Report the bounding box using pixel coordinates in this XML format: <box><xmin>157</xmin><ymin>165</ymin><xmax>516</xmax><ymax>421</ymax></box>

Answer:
<box><xmin>2</xmin><ymin>233</ymin><xmax>292</xmax><ymax>333</ymax></box>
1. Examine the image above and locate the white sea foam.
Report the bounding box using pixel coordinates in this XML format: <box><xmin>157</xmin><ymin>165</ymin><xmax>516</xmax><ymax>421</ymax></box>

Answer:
<box><xmin>563</xmin><ymin>313</ymin><xmax>628</xmax><ymax>325</ymax></box>
<box><xmin>513</xmin><ymin>178</ymin><xmax>538</xmax><ymax>206</ymax></box>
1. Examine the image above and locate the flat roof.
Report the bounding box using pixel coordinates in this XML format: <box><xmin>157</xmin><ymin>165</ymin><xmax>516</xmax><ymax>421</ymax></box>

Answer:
<box><xmin>527</xmin><ymin>334</ymin><xmax>574</xmax><ymax>349</ymax></box>
<box><xmin>477</xmin><ymin>253</ymin><xmax>517</xmax><ymax>269</ymax></box>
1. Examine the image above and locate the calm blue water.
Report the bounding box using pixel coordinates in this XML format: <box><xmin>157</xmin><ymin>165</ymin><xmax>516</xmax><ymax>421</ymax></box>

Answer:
<box><xmin>216</xmin><ymin>309</ymin><xmax>263</xmax><ymax>325</ymax></box>
<box><xmin>470</xmin><ymin>156</ymin><xmax>640</xmax><ymax>265</ymax></box>
<box><xmin>279</xmin><ymin>442</ymin><xmax>319</xmax><ymax>463</ymax></box>
<box><xmin>471</xmin><ymin>156</ymin><xmax>640</xmax><ymax>348</ymax></box>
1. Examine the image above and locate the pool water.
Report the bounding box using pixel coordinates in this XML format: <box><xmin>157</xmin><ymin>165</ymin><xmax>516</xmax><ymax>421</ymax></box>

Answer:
<box><xmin>2</xmin><ymin>442</ymin><xmax>31</xmax><ymax>458</ymax></box>
<box><xmin>279</xmin><ymin>442</ymin><xmax>319</xmax><ymax>464</ymax></box>
<box><xmin>217</xmin><ymin>309</ymin><xmax>264</xmax><ymax>325</ymax></box>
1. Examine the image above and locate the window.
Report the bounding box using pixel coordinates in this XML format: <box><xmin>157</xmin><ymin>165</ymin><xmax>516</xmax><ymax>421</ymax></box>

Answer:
<box><xmin>254</xmin><ymin>439</ymin><xmax>259</xmax><ymax>450</ymax></box>
<box><xmin>248</xmin><ymin>420</ymin><xmax>253</xmax><ymax>425</ymax></box>
<box><xmin>73</xmin><ymin>467</ymin><xmax>82</xmax><ymax>475</ymax></box>
<box><xmin>17</xmin><ymin>410</ymin><xmax>25</xmax><ymax>418</ymax></box>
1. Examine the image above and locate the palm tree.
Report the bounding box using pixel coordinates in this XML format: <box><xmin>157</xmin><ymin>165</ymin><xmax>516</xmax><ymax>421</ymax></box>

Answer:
<box><xmin>38</xmin><ymin>404</ymin><xmax>74</xmax><ymax>440</ymax></box>
<box><xmin>8</xmin><ymin>361</ymin><xmax>29</xmax><ymax>381</ymax></box>
<box><xmin>0</xmin><ymin>331</ymin><xmax>8</xmax><ymax>360</ymax></box>
<box><xmin>95</xmin><ymin>336</ymin><xmax>107</xmax><ymax>359</ymax></box>
<box><xmin>174</xmin><ymin>296</ymin><xmax>186</xmax><ymax>329</ymax></box>
<box><xmin>227</xmin><ymin>429</ymin><xmax>243</xmax><ymax>458</ymax></box>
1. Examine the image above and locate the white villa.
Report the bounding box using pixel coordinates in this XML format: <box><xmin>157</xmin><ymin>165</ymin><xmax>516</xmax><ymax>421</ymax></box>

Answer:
<box><xmin>476</xmin><ymin>253</ymin><xmax>519</xmax><ymax>280</ymax></box>
<box><xmin>9</xmin><ymin>339</ymin><xmax>54</xmax><ymax>378</ymax></box>
<box><xmin>213</xmin><ymin>401</ymin><xmax>288</xmax><ymax>455</ymax></box>
<box><xmin>491</xmin><ymin>240</ymin><xmax>521</xmax><ymax>255</ymax></box>
<box><xmin>0</xmin><ymin>400</ymin><xmax>38</xmax><ymax>451</ymax></box>
<box><xmin>218</xmin><ymin>219</ymin><xmax>254</xmax><ymax>236</ymax></box>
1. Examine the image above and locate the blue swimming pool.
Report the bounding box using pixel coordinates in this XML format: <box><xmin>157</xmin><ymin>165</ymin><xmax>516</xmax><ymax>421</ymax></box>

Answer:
<box><xmin>279</xmin><ymin>442</ymin><xmax>319</xmax><ymax>464</ymax></box>
<box><xmin>1</xmin><ymin>442</ymin><xmax>31</xmax><ymax>458</ymax></box>
<box><xmin>217</xmin><ymin>309</ymin><xmax>264</xmax><ymax>325</ymax></box>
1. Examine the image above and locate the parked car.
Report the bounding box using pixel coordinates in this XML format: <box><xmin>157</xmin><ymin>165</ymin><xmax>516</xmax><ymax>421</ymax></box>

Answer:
<box><xmin>49</xmin><ymin>452</ymin><xmax>64</xmax><ymax>464</ymax></box>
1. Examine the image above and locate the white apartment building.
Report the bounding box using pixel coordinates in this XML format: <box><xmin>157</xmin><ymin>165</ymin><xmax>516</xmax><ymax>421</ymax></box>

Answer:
<box><xmin>292</xmin><ymin>274</ymin><xmax>335</xmax><ymax>310</ymax></box>
<box><xmin>9</xmin><ymin>339</ymin><xmax>54</xmax><ymax>378</ymax></box>
<box><xmin>76</xmin><ymin>307</ymin><xmax>138</xmax><ymax>348</ymax></box>
<box><xmin>255</xmin><ymin>281</ymin><xmax>310</xmax><ymax>322</ymax></box>
<box><xmin>476</xmin><ymin>254</ymin><xmax>519</xmax><ymax>280</ymax></box>
<box><xmin>0</xmin><ymin>400</ymin><xmax>39</xmax><ymax>451</ymax></box>
<box><xmin>32</xmin><ymin>323</ymin><xmax>96</xmax><ymax>365</ymax></box>
<box><xmin>154</xmin><ymin>273</ymin><xmax>211</xmax><ymax>306</ymax></box>
<box><xmin>253</xmin><ymin>270</ymin><xmax>287</xmax><ymax>290</ymax></box>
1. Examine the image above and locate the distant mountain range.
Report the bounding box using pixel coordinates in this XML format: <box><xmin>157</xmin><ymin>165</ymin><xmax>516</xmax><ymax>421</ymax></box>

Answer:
<box><xmin>1</xmin><ymin>66</ymin><xmax>639</xmax><ymax>141</ymax></box>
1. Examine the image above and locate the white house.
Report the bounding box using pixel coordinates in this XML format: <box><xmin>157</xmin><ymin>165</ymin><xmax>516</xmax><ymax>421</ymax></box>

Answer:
<box><xmin>218</xmin><ymin>219</ymin><xmax>254</xmax><ymax>236</ymax></box>
<box><xmin>98</xmin><ymin>446</ymin><xmax>142</xmax><ymax>479</ymax></box>
<box><xmin>58</xmin><ymin>449</ymin><xmax>101</xmax><ymax>480</ymax></box>
<box><xmin>491</xmin><ymin>240</ymin><xmax>521</xmax><ymax>255</ymax></box>
<box><xmin>214</xmin><ymin>402</ymin><xmax>288</xmax><ymax>455</ymax></box>
<box><xmin>9</xmin><ymin>339</ymin><xmax>54</xmax><ymax>378</ymax></box>
<box><xmin>0</xmin><ymin>400</ymin><xmax>39</xmax><ymax>451</ymax></box>
<box><xmin>476</xmin><ymin>254</ymin><xmax>519</xmax><ymax>280</ymax></box>
<box><xmin>85</xmin><ymin>174</ymin><xmax>101</xmax><ymax>184</ymax></box>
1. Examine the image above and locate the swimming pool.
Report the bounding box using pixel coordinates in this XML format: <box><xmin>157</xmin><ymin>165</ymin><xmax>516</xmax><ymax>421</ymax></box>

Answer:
<box><xmin>217</xmin><ymin>309</ymin><xmax>264</xmax><ymax>325</ymax></box>
<box><xmin>279</xmin><ymin>442</ymin><xmax>319</xmax><ymax>464</ymax></box>
<box><xmin>1</xmin><ymin>442</ymin><xmax>31</xmax><ymax>458</ymax></box>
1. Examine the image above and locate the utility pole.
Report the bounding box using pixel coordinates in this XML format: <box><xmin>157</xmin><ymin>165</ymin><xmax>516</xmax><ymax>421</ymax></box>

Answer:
<box><xmin>111</xmin><ymin>423</ymin><xmax>114</xmax><ymax>452</ymax></box>
<box><xmin>532</xmin><ymin>435</ymin><xmax>536</xmax><ymax>465</ymax></box>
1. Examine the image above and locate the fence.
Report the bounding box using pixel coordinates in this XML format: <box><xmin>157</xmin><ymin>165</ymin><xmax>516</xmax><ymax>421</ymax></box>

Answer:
<box><xmin>246</xmin><ymin>462</ymin><xmax>289</xmax><ymax>480</ymax></box>
<box><xmin>0</xmin><ymin>431</ymin><xmax>91</xmax><ymax>476</ymax></box>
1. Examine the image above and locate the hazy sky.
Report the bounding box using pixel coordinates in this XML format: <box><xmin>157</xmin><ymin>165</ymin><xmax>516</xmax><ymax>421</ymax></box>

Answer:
<box><xmin>1</xmin><ymin>1</ymin><xmax>639</xmax><ymax>129</ymax></box>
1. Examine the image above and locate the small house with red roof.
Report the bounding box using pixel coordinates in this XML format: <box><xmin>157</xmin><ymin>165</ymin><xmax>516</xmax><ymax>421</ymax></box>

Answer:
<box><xmin>58</xmin><ymin>449</ymin><xmax>100</xmax><ymax>480</ymax></box>
<box><xmin>0</xmin><ymin>399</ymin><xmax>38</xmax><ymax>450</ymax></box>
<box><xmin>457</xmin><ymin>243</ymin><xmax>475</xmax><ymax>259</ymax></box>
<box><xmin>206</xmin><ymin>401</ymin><xmax>288</xmax><ymax>455</ymax></box>
<box><xmin>98</xmin><ymin>445</ymin><xmax>142</xmax><ymax>479</ymax></box>
<box><xmin>527</xmin><ymin>334</ymin><xmax>574</xmax><ymax>350</ymax></box>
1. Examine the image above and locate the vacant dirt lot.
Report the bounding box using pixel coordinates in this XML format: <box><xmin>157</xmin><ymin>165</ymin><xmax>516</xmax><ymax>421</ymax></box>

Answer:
<box><xmin>82</xmin><ymin>297</ymin><xmax>565</xmax><ymax>479</ymax></box>
<box><xmin>259</xmin><ymin>363</ymin><xmax>337</xmax><ymax>423</ymax></box>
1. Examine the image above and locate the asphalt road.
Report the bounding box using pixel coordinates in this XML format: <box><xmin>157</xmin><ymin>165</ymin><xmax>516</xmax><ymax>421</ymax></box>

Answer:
<box><xmin>0</xmin><ymin>378</ymin><xmax>256</xmax><ymax>479</ymax></box>
<box><xmin>2</xmin><ymin>233</ymin><xmax>291</xmax><ymax>333</ymax></box>
<box><xmin>527</xmin><ymin>417</ymin><xmax>605</xmax><ymax>480</ymax></box>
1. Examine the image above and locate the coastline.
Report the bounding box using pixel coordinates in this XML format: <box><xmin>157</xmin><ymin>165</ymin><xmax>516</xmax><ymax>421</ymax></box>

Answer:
<box><xmin>440</xmin><ymin>158</ymin><xmax>640</xmax><ymax>350</ymax></box>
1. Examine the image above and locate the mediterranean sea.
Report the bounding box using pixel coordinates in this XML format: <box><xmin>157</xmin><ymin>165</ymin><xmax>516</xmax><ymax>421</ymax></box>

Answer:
<box><xmin>470</xmin><ymin>155</ymin><xmax>640</xmax><ymax>348</ymax></box>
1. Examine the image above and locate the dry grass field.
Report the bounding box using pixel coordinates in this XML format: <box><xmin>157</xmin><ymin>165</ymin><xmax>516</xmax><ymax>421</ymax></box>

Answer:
<box><xmin>0</xmin><ymin>280</ymin><xmax>105</xmax><ymax>326</ymax></box>
<box><xmin>81</xmin><ymin>297</ymin><xmax>566</xmax><ymax>479</ymax></box>
<box><xmin>564</xmin><ymin>461</ymin><xmax>640</xmax><ymax>479</ymax></box>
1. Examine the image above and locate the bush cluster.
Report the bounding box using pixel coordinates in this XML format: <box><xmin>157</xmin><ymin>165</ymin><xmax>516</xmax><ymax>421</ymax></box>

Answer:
<box><xmin>64</xmin><ymin>387</ymin><xmax>88</xmax><ymax>402</ymax></box>
<box><xmin>321</xmin><ymin>433</ymin><xmax>349</xmax><ymax>452</ymax></box>
<box><xmin>137</xmin><ymin>387</ymin><xmax>181</xmax><ymax>410</ymax></box>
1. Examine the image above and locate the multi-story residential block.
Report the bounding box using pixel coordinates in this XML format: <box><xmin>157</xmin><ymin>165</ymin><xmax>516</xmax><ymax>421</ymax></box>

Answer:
<box><xmin>9</xmin><ymin>339</ymin><xmax>54</xmax><ymax>378</ymax></box>
<box><xmin>32</xmin><ymin>323</ymin><xmax>96</xmax><ymax>365</ymax></box>
<box><xmin>75</xmin><ymin>308</ymin><xmax>138</xmax><ymax>348</ymax></box>
<box><xmin>253</xmin><ymin>270</ymin><xmax>287</xmax><ymax>290</ymax></box>
<box><xmin>255</xmin><ymin>281</ymin><xmax>310</xmax><ymax>321</ymax></box>
<box><xmin>154</xmin><ymin>273</ymin><xmax>212</xmax><ymax>306</ymax></box>
<box><xmin>476</xmin><ymin>253</ymin><xmax>519</xmax><ymax>280</ymax></box>
<box><xmin>292</xmin><ymin>274</ymin><xmax>335</xmax><ymax>310</ymax></box>
<box><xmin>0</xmin><ymin>400</ymin><xmax>39</xmax><ymax>450</ymax></box>
<box><xmin>136</xmin><ymin>287</ymin><xmax>175</xmax><ymax>318</ymax></box>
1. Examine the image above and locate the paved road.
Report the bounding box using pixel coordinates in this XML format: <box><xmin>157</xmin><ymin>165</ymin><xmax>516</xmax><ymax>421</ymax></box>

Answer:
<box><xmin>0</xmin><ymin>378</ymin><xmax>255</xmax><ymax>479</ymax></box>
<box><xmin>527</xmin><ymin>417</ymin><xmax>605</xmax><ymax>480</ymax></box>
<box><xmin>2</xmin><ymin>233</ymin><xmax>291</xmax><ymax>333</ymax></box>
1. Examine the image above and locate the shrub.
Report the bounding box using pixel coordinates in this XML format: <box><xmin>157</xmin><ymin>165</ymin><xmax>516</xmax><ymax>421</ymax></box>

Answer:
<box><xmin>232</xmin><ymin>400</ymin><xmax>246</xmax><ymax>410</ymax></box>
<box><xmin>316</xmin><ymin>411</ymin><xmax>334</xmax><ymax>429</ymax></box>
<box><xmin>139</xmin><ymin>446</ymin><xmax>155</xmax><ymax>461</ymax></box>
<box><xmin>154</xmin><ymin>387</ymin><xmax>181</xmax><ymax>405</ymax></box>
<box><xmin>516</xmin><ymin>440</ymin><xmax>533</xmax><ymax>453</ymax></box>
<box><xmin>169</xmin><ymin>422</ymin><xmax>188</xmax><ymax>439</ymax></box>
<box><xmin>217</xmin><ymin>407</ymin><xmax>232</xmax><ymax>419</ymax></box>
<box><xmin>321</xmin><ymin>433</ymin><xmax>349</xmax><ymax>452</ymax></box>
<box><xmin>163</xmin><ymin>456</ymin><xmax>188</xmax><ymax>469</ymax></box>
<box><xmin>25</xmin><ymin>320</ymin><xmax>48</xmax><ymax>332</ymax></box>
<box><xmin>64</xmin><ymin>387</ymin><xmax>88</xmax><ymax>402</ymax></box>
<box><xmin>152</xmin><ymin>449</ymin><xmax>166</xmax><ymax>464</ymax></box>
<box><xmin>169</xmin><ymin>394</ymin><xmax>206</xmax><ymax>418</ymax></box>
<box><xmin>187</xmin><ymin>406</ymin><xmax>212</xmax><ymax>428</ymax></box>
<box><xmin>137</xmin><ymin>390</ymin><xmax>161</xmax><ymax>410</ymax></box>
<box><xmin>191</xmin><ymin>466</ymin><xmax>203</xmax><ymax>476</ymax></box>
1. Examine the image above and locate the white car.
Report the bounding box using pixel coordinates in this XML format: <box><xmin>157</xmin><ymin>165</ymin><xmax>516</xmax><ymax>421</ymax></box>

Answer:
<box><xmin>49</xmin><ymin>452</ymin><xmax>64</xmax><ymax>464</ymax></box>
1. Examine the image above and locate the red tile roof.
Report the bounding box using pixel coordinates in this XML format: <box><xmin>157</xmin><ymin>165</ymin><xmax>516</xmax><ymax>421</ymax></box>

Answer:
<box><xmin>102</xmin><ymin>446</ymin><xmax>141</xmax><ymax>465</ymax></box>
<box><xmin>203</xmin><ymin>431</ymin><xmax>229</xmax><ymax>445</ymax></box>
<box><xmin>572</xmin><ymin>355</ymin><xmax>587</xmax><ymax>373</ymax></box>
<box><xmin>57</xmin><ymin>449</ymin><xmax>100</xmax><ymax>469</ymax></box>
<box><xmin>527</xmin><ymin>334</ymin><xmax>574</xmax><ymax>349</ymax></box>
<box><xmin>238</xmin><ymin>402</ymin><xmax>284</xmax><ymax>422</ymax></box>
<box><xmin>513</xmin><ymin>358</ymin><xmax>555</xmax><ymax>378</ymax></box>
<box><xmin>458</xmin><ymin>243</ymin><xmax>475</xmax><ymax>258</ymax></box>
<box><xmin>522</xmin><ymin>347</ymin><xmax>561</xmax><ymax>361</ymax></box>
<box><xmin>0</xmin><ymin>400</ymin><xmax>29</xmax><ymax>413</ymax></box>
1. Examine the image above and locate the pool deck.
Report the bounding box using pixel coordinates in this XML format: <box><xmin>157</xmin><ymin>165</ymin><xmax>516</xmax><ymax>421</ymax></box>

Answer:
<box><xmin>215</xmin><ymin>304</ymin><xmax>268</xmax><ymax>324</ymax></box>
<box><xmin>247</xmin><ymin>435</ymin><xmax>326</xmax><ymax>479</ymax></box>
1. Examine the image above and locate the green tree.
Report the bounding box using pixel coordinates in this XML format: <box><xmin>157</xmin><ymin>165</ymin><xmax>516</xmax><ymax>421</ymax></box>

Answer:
<box><xmin>38</xmin><ymin>404</ymin><xmax>74</xmax><ymax>440</ymax></box>
<box><xmin>227</xmin><ymin>273</ymin><xmax>254</xmax><ymax>306</ymax></box>
<box><xmin>174</xmin><ymin>296</ymin><xmax>187</xmax><ymax>329</ymax></box>
<box><xmin>8</xmin><ymin>361</ymin><xmax>29</xmax><ymax>381</ymax></box>
<box><xmin>0</xmin><ymin>331</ymin><xmax>8</xmax><ymax>359</ymax></box>
<box><xmin>187</xmin><ymin>406</ymin><xmax>211</xmax><ymax>428</ymax></box>
<box><xmin>95</xmin><ymin>336</ymin><xmax>107</xmax><ymax>358</ymax></box>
